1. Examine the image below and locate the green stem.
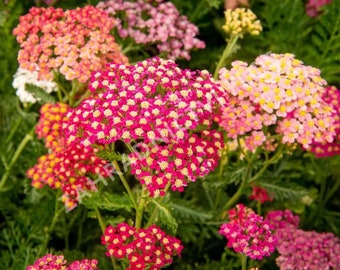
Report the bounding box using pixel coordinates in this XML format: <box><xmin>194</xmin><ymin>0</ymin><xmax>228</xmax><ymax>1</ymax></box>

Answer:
<box><xmin>0</xmin><ymin>128</ymin><xmax>34</xmax><ymax>191</ymax></box>
<box><xmin>241</xmin><ymin>254</ymin><xmax>247</xmax><ymax>270</ymax></box>
<box><xmin>4</xmin><ymin>117</ymin><xmax>23</xmax><ymax>145</ymax></box>
<box><xmin>112</xmin><ymin>160</ymin><xmax>137</xmax><ymax>209</ymax></box>
<box><xmin>214</xmin><ymin>35</ymin><xmax>239</xmax><ymax>79</ymax></box>
<box><xmin>95</xmin><ymin>207</ymin><xmax>118</xmax><ymax>270</ymax></box>
<box><xmin>145</xmin><ymin>182</ymin><xmax>171</xmax><ymax>228</ymax></box>
<box><xmin>135</xmin><ymin>187</ymin><xmax>148</xmax><ymax>229</ymax></box>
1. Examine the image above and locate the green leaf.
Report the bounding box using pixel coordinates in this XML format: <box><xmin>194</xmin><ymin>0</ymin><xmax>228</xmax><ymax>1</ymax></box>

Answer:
<box><xmin>171</xmin><ymin>202</ymin><xmax>212</xmax><ymax>222</ymax></box>
<box><xmin>80</xmin><ymin>191</ymin><xmax>133</xmax><ymax>212</ymax></box>
<box><xmin>260</xmin><ymin>181</ymin><xmax>308</xmax><ymax>201</ymax></box>
<box><xmin>151</xmin><ymin>199</ymin><xmax>178</xmax><ymax>234</ymax></box>
<box><xmin>25</xmin><ymin>83</ymin><xmax>56</xmax><ymax>104</ymax></box>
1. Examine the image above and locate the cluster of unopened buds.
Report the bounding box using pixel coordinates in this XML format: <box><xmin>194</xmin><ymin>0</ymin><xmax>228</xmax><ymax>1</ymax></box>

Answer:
<box><xmin>102</xmin><ymin>223</ymin><xmax>183</xmax><ymax>269</ymax></box>
<box><xmin>223</xmin><ymin>7</ymin><xmax>262</xmax><ymax>38</ymax></box>
<box><xmin>27</xmin><ymin>254</ymin><xmax>97</xmax><ymax>270</ymax></box>
<box><xmin>219</xmin><ymin>204</ymin><xmax>277</xmax><ymax>260</ymax></box>
<box><xmin>219</xmin><ymin>53</ymin><xmax>336</xmax><ymax>151</ymax></box>
<box><xmin>64</xmin><ymin>57</ymin><xmax>226</xmax><ymax>196</ymax></box>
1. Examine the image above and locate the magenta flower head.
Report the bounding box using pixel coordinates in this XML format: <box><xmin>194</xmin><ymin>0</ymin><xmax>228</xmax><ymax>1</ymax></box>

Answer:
<box><xmin>27</xmin><ymin>254</ymin><xmax>98</xmax><ymax>270</ymax></box>
<box><xmin>306</xmin><ymin>0</ymin><xmax>332</xmax><ymax>17</ymax></box>
<box><xmin>219</xmin><ymin>53</ymin><xmax>336</xmax><ymax>151</ymax></box>
<box><xmin>13</xmin><ymin>5</ymin><xmax>127</xmax><ymax>83</ymax></box>
<box><xmin>102</xmin><ymin>223</ymin><xmax>183</xmax><ymax>269</ymax></box>
<box><xmin>265</xmin><ymin>209</ymin><xmax>300</xmax><ymax>230</ymax></box>
<box><xmin>64</xmin><ymin>57</ymin><xmax>226</xmax><ymax>196</ymax></box>
<box><xmin>97</xmin><ymin>0</ymin><xmax>205</xmax><ymax>60</ymax></box>
<box><xmin>219</xmin><ymin>204</ymin><xmax>277</xmax><ymax>260</ymax></box>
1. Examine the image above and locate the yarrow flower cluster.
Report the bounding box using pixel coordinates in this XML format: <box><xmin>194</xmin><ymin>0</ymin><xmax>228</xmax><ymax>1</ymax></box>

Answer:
<box><xmin>12</xmin><ymin>67</ymin><xmax>57</xmax><ymax>103</ymax></box>
<box><xmin>219</xmin><ymin>53</ymin><xmax>336</xmax><ymax>151</ymax></box>
<box><xmin>275</xmin><ymin>227</ymin><xmax>340</xmax><ymax>269</ymax></box>
<box><xmin>306</xmin><ymin>0</ymin><xmax>332</xmax><ymax>17</ymax></box>
<box><xmin>102</xmin><ymin>223</ymin><xmax>183</xmax><ymax>269</ymax></box>
<box><xmin>219</xmin><ymin>204</ymin><xmax>277</xmax><ymax>260</ymax></box>
<box><xmin>223</xmin><ymin>8</ymin><xmax>262</xmax><ymax>38</ymax></box>
<box><xmin>265</xmin><ymin>209</ymin><xmax>340</xmax><ymax>269</ymax></box>
<box><xmin>310</xmin><ymin>86</ymin><xmax>340</xmax><ymax>157</ymax></box>
<box><xmin>249</xmin><ymin>186</ymin><xmax>273</xmax><ymax>204</ymax></box>
<box><xmin>27</xmin><ymin>254</ymin><xmax>98</xmax><ymax>270</ymax></box>
<box><xmin>64</xmin><ymin>57</ymin><xmax>226</xmax><ymax>196</ymax></box>
<box><xmin>13</xmin><ymin>5</ymin><xmax>127</xmax><ymax>83</ymax></box>
<box><xmin>26</xmin><ymin>103</ymin><xmax>110</xmax><ymax>210</ymax></box>
<box><xmin>97</xmin><ymin>0</ymin><xmax>205</xmax><ymax>60</ymax></box>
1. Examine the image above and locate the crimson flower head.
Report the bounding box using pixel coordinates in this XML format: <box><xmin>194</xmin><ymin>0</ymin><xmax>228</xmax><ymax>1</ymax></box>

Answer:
<box><xmin>249</xmin><ymin>186</ymin><xmax>273</xmax><ymax>204</ymax></box>
<box><xmin>64</xmin><ymin>57</ymin><xmax>226</xmax><ymax>196</ymax></box>
<box><xmin>102</xmin><ymin>223</ymin><xmax>183</xmax><ymax>269</ymax></box>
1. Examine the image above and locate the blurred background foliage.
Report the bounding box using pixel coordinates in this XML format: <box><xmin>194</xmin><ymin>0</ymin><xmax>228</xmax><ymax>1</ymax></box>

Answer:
<box><xmin>0</xmin><ymin>0</ymin><xmax>339</xmax><ymax>269</ymax></box>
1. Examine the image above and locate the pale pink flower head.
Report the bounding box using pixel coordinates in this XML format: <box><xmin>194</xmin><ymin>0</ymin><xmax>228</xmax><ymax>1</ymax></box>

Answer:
<box><xmin>97</xmin><ymin>0</ymin><xmax>205</xmax><ymax>60</ymax></box>
<box><xmin>13</xmin><ymin>6</ymin><xmax>127</xmax><ymax>83</ymax></box>
<box><xmin>218</xmin><ymin>53</ymin><xmax>336</xmax><ymax>151</ymax></box>
<box><xmin>219</xmin><ymin>204</ymin><xmax>277</xmax><ymax>260</ymax></box>
<box><xmin>64</xmin><ymin>57</ymin><xmax>226</xmax><ymax>196</ymax></box>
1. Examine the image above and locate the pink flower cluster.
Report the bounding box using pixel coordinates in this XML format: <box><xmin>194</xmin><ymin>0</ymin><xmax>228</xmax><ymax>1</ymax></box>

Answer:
<box><xmin>265</xmin><ymin>209</ymin><xmax>340</xmax><ymax>269</ymax></box>
<box><xmin>219</xmin><ymin>204</ymin><xmax>277</xmax><ymax>260</ymax></box>
<box><xmin>64</xmin><ymin>57</ymin><xmax>226</xmax><ymax>196</ymax></box>
<box><xmin>249</xmin><ymin>186</ymin><xmax>273</xmax><ymax>204</ymax></box>
<box><xmin>276</xmin><ymin>228</ymin><xmax>340</xmax><ymax>269</ymax></box>
<box><xmin>310</xmin><ymin>86</ymin><xmax>340</xmax><ymax>157</ymax></box>
<box><xmin>26</xmin><ymin>103</ymin><xmax>110</xmax><ymax>210</ymax></box>
<box><xmin>97</xmin><ymin>0</ymin><xmax>205</xmax><ymax>60</ymax></box>
<box><xmin>102</xmin><ymin>223</ymin><xmax>183</xmax><ymax>269</ymax></box>
<box><xmin>306</xmin><ymin>0</ymin><xmax>332</xmax><ymax>17</ymax></box>
<box><xmin>219</xmin><ymin>53</ymin><xmax>336</xmax><ymax>151</ymax></box>
<box><xmin>27</xmin><ymin>254</ymin><xmax>97</xmax><ymax>270</ymax></box>
<box><xmin>13</xmin><ymin>6</ymin><xmax>127</xmax><ymax>83</ymax></box>
<box><xmin>265</xmin><ymin>209</ymin><xmax>300</xmax><ymax>230</ymax></box>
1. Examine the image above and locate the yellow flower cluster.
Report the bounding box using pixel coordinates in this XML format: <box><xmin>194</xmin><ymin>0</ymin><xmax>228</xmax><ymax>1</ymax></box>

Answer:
<box><xmin>223</xmin><ymin>8</ymin><xmax>262</xmax><ymax>38</ymax></box>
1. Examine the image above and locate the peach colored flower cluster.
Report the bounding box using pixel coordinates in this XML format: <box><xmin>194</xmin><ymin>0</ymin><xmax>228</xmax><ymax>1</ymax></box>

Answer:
<box><xmin>219</xmin><ymin>53</ymin><xmax>335</xmax><ymax>151</ymax></box>
<box><xmin>13</xmin><ymin>5</ymin><xmax>127</xmax><ymax>83</ymax></box>
<box><xmin>97</xmin><ymin>0</ymin><xmax>205</xmax><ymax>60</ymax></box>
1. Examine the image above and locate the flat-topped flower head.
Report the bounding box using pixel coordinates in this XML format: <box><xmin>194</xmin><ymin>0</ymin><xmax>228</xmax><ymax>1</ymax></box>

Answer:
<box><xmin>223</xmin><ymin>8</ymin><xmax>262</xmax><ymax>38</ymax></box>
<box><xmin>27</xmin><ymin>254</ymin><xmax>98</xmax><ymax>270</ymax></box>
<box><xmin>265</xmin><ymin>209</ymin><xmax>300</xmax><ymax>230</ymax></box>
<box><xmin>12</xmin><ymin>67</ymin><xmax>57</xmax><ymax>104</ymax></box>
<box><xmin>102</xmin><ymin>223</ymin><xmax>183</xmax><ymax>269</ymax></box>
<box><xmin>275</xmin><ymin>228</ymin><xmax>340</xmax><ymax>269</ymax></box>
<box><xmin>64</xmin><ymin>57</ymin><xmax>226</xmax><ymax>196</ymax></box>
<box><xmin>219</xmin><ymin>53</ymin><xmax>336</xmax><ymax>151</ymax></box>
<box><xmin>13</xmin><ymin>5</ymin><xmax>127</xmax><ymax>83</ymax></box>
<box><xmin>219</xmin><ymin>204</ymin><xmax>277</xmax><ymax>260</ymax></box>
<box><xmin>97</xmin><ymin>0</ymin><xmax>205</xmax><ymax>60</ymax></box>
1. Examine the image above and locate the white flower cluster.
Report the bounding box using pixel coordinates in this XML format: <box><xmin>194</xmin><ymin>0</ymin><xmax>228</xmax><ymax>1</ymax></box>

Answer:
<box><xmin>12</xmin><ymin>68</ymin><xmax>57</xmax><ymax>103</ymax></box>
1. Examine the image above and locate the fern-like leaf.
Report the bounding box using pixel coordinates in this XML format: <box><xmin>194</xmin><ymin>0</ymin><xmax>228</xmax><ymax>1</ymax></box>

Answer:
<box><xmin>25</xmin><ymin>83</ymin><xmax>56</xmax><ymax>104</ymax></box>
<box><xmin>151</xmin><ymin>199</ymin><xmax>178</xmax><ymax>234</ymax></box>
<box><xmin>260</xmin><ymin>181</ymin><xmax>308</xmax><ymax>201</ymax></box>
